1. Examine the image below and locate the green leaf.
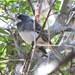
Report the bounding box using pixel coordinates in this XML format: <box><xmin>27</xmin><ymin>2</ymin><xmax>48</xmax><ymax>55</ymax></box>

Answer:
<box><xmin>0</xmin><ymin>63</ymin><xmax>6</xmax><ymax>68</ymax></box>
<box><xmin>0</xmin><ymin>43</ymin><xmax>5</xmax><ymax>53</ymax></box>
<box><xmin>7</xmin><ymin>35</ymin><xmax>13</xmax><ymax>41</ymax></box>
<box><xmin>0</xmin><ymin>28</ymin><xmax>9</xmax><ymax>34</ymax></box>
<box><xmin>53</xmin><ymin>0</ymin><xmax>61</xmax><ymax>12</ymax></box>
<box><xmin>0</xmin><ymin>35</ymin><xmax>7</xmax><ymax>43</ymax></box>
<box><xmin>18</xmin><ymin>43</ymin><xmax>31</xmax><ymax>53</ymax></box>
<box><xmin>5</xmin><ymin>0</ymin><xmax>15</xmax><ymax>3</ymax></box>
<box><xmin>51</xmin><ymin>35</ymin><xmax>58</xmax><ymax>44</ymax></box>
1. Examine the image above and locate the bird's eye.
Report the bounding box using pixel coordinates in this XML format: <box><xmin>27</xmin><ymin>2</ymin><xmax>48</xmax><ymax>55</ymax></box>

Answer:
<box><xmin>15</xmin><ymin>13</ymin><xmax>22</xmax><ymax>19</ymax></box>
<box><xmin>17</xmin><ymin>15</ymin><xmax>21</xmax><ymax>19</ymax></box>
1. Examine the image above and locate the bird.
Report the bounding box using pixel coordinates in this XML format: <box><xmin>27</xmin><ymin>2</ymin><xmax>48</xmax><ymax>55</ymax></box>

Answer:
<box><xmin>15</xmin><ymin>13</ymin><xmax>63</xmax><ymax>60</ymax></box>
<box><xmin>15</xmin><ymin>13</ymin><xmax>48</xmax><ymax>54</ymax></box>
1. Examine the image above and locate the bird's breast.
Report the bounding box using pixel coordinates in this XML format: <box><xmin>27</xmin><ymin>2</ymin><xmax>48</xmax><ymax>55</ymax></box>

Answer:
<box><xmin>19</xmin><ymin>31</ymin><xmax>38</xmax><ymax>45</ymax></box>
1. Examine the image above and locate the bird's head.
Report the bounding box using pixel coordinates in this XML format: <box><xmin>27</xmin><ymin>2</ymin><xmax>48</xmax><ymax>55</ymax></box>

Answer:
<box><xmin>16</xmin><ymin>13</ymin><xmax>30</xmax><ymax>21</ymax></box>
<box><xmin>15</xmin><ymin>13</ymin><xmax>33</xmax><ymax>31</ymax></box>
<box><xmin>14</xmin><ymin>13</ymin><xmax>29</xmax><ymax>26</ymax></box>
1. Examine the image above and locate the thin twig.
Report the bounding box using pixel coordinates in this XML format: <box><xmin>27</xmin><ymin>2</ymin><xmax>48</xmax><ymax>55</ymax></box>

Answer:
<box><xmin>26</xmin><ymin>45</ymin><xmax>36</xmax><ymax>75</ymax></box>
<box><xmin>36</xmin><ymin>0</ymin><xmax>56</xmax><ymax>41</ymax></box>
<box><xmin>0</xmin><ymin>58</ymin><xmax>24</xmax><ymax>63</ymax></box>
<box><xmin>26</xmin><ymin>19</ymin><xmax>36</xmax><ymax>75</ymax></box>
<box><xmin>27</xmin><ymin>0</ymin><xmax>35</xmax><ymax>15</ymax></box>
<box><xmin>56</xmin><ymin>32</ymin><xmax>64</xmax><ymax>45</ymax></box>
<box><xmin>66</xmin><ymin>11</ymin><xmax>75</xmax><ymax>24</ymax></box>
<box><xmin>0</xmin><ymin>18</ymin><xmax>8</xmax><ymax>24</ymax></box>
<box><xmin>35</xmin><ymin>0</ymin><xmax>43</xmax><ymax>22</ymax></box>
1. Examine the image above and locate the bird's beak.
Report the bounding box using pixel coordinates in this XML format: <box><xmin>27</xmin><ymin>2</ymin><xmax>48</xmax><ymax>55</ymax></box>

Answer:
<box><xmin>14</xmin><ymin>17</ymin><xmax>22</xmax><ymax>25</ymax></box>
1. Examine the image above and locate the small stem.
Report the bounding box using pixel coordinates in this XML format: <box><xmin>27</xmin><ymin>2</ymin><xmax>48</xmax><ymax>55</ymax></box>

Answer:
<box><xmin>36</xmin><ymin>0</ymin><xmax>56</xmax><ymax>41</ymax></box>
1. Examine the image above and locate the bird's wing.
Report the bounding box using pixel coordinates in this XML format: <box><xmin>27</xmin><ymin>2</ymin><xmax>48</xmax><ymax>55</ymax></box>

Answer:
<box><xmin>35</xmin><ymin>21</ymin><xmax>48</xmax><ymax>42</ymax></box>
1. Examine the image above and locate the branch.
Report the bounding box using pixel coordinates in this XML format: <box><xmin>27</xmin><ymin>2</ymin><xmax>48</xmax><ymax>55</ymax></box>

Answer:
<box><xmin>0</xmin><ymin>18</ymin><xmax>8</xmax><ymax>24</ymax></box>
<box><xmin>36</xmin><ymin>0</ymin><xmax>56</xmax><ymax>41</ymax></box>
<box><xmin>0</xmin><ymin>58</ymin><xmax>24</xmax><ymax>63</ymax></box>
<box><xmin>35</xmin><ymin>0</ymin><xmax>43</xmax><ymax>22</ymax></box>
<box><xmin>27</xmin><ymin>0</ymin><xmax>35</xmax><ymax>15</ymax></box>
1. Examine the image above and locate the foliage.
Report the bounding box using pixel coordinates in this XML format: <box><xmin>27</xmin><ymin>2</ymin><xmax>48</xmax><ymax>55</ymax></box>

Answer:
<box><xmin>0</xmin><ymin>0</ymin><xmax>75</xmax><ymax>75</ymax></box>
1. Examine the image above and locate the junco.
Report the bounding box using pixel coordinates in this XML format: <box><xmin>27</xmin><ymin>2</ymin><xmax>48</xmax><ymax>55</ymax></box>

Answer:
<box><xmin>15</xmin><ymin>13</ymin><xmax>63</xmax><ymax>60</ymax></box>
<box><xmin>15</xmin><ymin>13</ymin><xmax>48</xmax><ymax>54</ymax></box>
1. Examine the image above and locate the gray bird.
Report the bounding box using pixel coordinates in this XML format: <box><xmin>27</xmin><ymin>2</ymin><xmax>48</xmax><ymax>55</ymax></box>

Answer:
<box><xmin>16</xmin><ymin>13</ymin><xmax>48</xmax><ymax>54</ymax></box>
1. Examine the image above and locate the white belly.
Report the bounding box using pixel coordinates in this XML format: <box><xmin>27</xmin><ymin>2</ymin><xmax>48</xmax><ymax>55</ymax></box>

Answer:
<box><xmin>19</xmin><ymin>31</ymin><xmax>38</xmax><ymax>44</ymax></box>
